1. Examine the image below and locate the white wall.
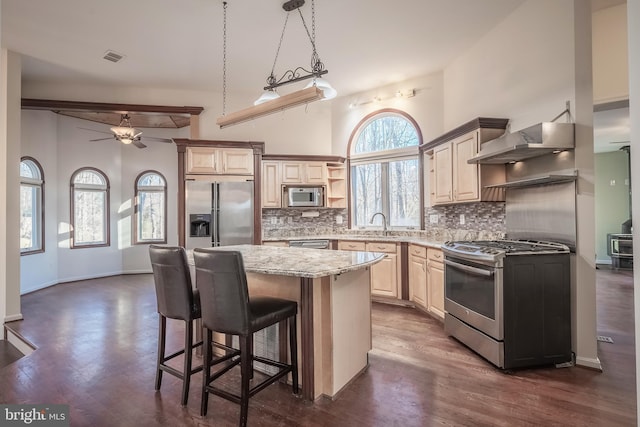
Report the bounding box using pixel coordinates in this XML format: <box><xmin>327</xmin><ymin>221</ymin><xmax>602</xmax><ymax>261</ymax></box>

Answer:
<box><xmin>331</xmin><ymin>73</ymin><xmax>445</xmax><ymax>157</ymax></box>
<box><xmin>1</xmin><ymin>49</ymin><xmax>22</xmax><ymax>321</ymax></box>
<box><xmin>443</xmin><ymin>0</ymin><xmax>575</xmax><ymax>131</ymax></box>
<box><xmin>119</xmin><ymin>125</ymin><xmax>187</xmax><ymax>273</ymax></box>
<box><xmin>20</xmin><ymin>110</ymin><xmax>59</xmax><ymax>293</ymax></box>
<box><xmin>19</xmin><ymin>111</ymin><xmax>187</xmax><ymax>291</ymax></box>
<box><xmin>626</xmin><ymin>0</ymin><xmax>640</xmax><ymax>421</ymax></box>
<box><xmin>592</xmin><ymin>4</ymin><xmax>629</xmax><ymax>104</ymax></box>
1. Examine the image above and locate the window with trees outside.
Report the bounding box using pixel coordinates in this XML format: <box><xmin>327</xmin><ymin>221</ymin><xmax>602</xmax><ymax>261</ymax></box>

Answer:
<box><xmin>20</xmin><ymin>157</ymin><xmax>44</xmax><ymax>254</ymax></box>
<box><xmin>135</xmin><ymin>171</ymin><xmax>167</xmax><ymax>244</ymax></box>
<box><xmin>350</xmin><ymin>110</ymin><xmax>421</xmax><ymax>229</ymax></box>
<box><xmin>71</xmin><ymin>168</ymin><xmax>110</xmax><ymax>248</ymax></box>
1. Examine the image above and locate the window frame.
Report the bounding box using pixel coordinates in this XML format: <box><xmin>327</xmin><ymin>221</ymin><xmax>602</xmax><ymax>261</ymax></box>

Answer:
<box><xmin>70</xmin><ymin>167</ymin><xmax>110</xmax><ymax>249</ymax></box>
<box><xmin>134</xmin><ymin>170</ymin><xmax>168</xmax><ymax>245</ymax></box>
<box><xmin>20</xmin><ymin>156</ymin><xmax>45</xmax><ymax>255</ymax></box>
<box><xmin>347</xmin><ymin>108</ymin><xmax>423</xmax><ymax>230</ymax></box>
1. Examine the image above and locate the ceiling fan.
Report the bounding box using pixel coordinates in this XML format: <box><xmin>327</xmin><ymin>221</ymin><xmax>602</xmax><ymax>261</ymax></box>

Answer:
<box><xmin>80</xmin><ymin>114</ymin><xmax>173</xmax><ymax>149</ymax></box>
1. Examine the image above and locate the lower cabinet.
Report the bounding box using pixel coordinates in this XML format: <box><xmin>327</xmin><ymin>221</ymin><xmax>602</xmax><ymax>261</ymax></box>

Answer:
<box><xmin>338</xmin><ymin>240</ymin><xmax>400</xmax><ymax>299</ymax></box>
<box><xmin>409</xmin><ymin>245</ymin><xmax>428</xmax><ymax>309</ymax></box>
<box><xmin>427</xmin><ymin>248</ymin><xmax>445</xmax><ymax>320</ymax></box>
<box><xmin>262</xmin><ymin>241</ymin><xmax>288</xmax><ymax>247</ymax></box>
<box><xmin>365</xmin><ymin>242</ymin><xmax>400</xmax><ymax>298</ymax></box>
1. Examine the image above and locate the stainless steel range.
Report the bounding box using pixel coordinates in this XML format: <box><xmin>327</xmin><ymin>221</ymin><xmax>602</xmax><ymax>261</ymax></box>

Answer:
<box><xmin>442</xmin><ymin>239</ymin><xmax>572</xmax><ymax>370</ymax></box>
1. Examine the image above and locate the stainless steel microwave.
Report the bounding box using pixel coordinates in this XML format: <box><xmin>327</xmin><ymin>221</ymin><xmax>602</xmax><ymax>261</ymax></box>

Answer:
<box><xmin>286</xmin><ymin>186</ymin><xmax>324</xmax><ymax>207</ymax></box>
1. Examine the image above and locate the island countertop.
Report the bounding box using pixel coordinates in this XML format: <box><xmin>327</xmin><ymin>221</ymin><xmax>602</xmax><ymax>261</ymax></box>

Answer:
<box><xmin>189</xmin><ymin>244</ymin><xmax>385</xmax><ymax>278</ymax></box>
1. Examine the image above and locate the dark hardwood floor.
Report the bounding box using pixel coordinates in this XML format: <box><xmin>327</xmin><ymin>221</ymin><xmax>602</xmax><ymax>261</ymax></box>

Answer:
<box><xmin>0</xmin><ymin>268</ymin><xmax>635</xmax><ymax>426</ymax></box>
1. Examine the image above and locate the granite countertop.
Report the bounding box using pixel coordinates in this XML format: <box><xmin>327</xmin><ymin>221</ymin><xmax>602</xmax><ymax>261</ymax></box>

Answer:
<box><xmin>189</xmin><ymin>244</ymin><xmax>385</xmax><ymax>279</ymax></box>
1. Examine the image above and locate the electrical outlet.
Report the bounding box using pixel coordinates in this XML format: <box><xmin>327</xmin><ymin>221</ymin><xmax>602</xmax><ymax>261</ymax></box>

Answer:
<box><xmin>459</xmin><ymin>214</ymin><xmax>465</xmax><ymax>225</ymax></box>
<box><xmin>610</xmin><ymin>179</ymin><xmax>616</xmax><ymax>186</ymax></box>
<box><xmin>429</xmin><ymin>214</ymin><xmax>438</xmax><ymax>224</ymax></box>
<box><xmin>336</xmin><ymin>215</ymin><xmax>343</xmax><ymax>224</ymax></box>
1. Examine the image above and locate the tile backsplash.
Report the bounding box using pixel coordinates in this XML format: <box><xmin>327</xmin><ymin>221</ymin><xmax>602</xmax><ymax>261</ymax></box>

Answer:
<box><xmin>262</xmin><ymin>202</ymin><xmax>506</xmax><ymax>241</ymax></box>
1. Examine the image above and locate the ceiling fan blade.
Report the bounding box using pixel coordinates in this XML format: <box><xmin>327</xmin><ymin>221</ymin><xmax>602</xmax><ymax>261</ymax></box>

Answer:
<box><xmin>133</xmin><ymin>131</ymin><xmax>143</xmax><ymax>138</ymax></box>
<box><xmin>132</xmin><ymin>140</ymin><xmax>147</xmax><ymax>149</ymax></box>
<box><xmin>89</xmin><ymin>137</ymin><xmax>114</xmax><ymax>142</ymax></box>
<box><xmin>609</xmin><ymin>140</ymin><xmax>630</xmax><ymax>144</ymax></box>
<box><xmin>79</xmin><ymin>127</ymin><xmax>113</xmax><ymax>135</ymax></box>
<box><xmin>143</xmin><ymin>136</ymin><xmax>173</xmax><ymax>143</ymax></box>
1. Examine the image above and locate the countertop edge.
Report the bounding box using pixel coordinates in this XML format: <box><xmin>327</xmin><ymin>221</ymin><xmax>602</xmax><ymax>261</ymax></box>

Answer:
<box><xmin>262</xmin><ymin>235</ymin><xmax>443</xmax><ymax>249</ymax></box>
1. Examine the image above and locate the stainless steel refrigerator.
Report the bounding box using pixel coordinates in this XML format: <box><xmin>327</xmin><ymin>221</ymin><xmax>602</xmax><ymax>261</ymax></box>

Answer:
<box><xmin>185</xmin><ymin>180</ymin><xmax>254</xmax><ymax>250</ymax></box>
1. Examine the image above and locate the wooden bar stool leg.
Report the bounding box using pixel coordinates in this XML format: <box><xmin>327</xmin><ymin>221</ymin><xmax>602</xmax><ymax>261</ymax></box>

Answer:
<box><xmin>239</xmin><ymin>335</ymin><xmax>252</xmax><ymax>427</ymax></box>
<box><xmin>201</xmin><ymin>329</ymin><xmax>212</xmax><ymax>416</ymax></box>
<box><xmin>181</xmin><ymin>319</ymin><xmax>194</xmax><ymax>406</ymax></box>
<box><xmin>155</xmin><ymin>315</ymin><xmax>166</xmax><ymax>391</ymax></box>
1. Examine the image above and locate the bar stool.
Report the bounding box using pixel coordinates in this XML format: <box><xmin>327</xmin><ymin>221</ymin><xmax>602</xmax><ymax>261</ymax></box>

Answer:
<box><xmin>193</xmin><ymin>249</ymin><xmax>299</xmax><ymax>427</ymax></box>
<box><xmin>149</xmin><ymin>245</ymin><xmax>203</xmax><ymax>406</ymax></box>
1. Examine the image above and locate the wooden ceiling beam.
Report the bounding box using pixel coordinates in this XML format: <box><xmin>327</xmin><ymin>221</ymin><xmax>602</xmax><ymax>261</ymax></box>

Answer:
<box><xmin>21</xmin><ymin>98</ymin><xmax>204</xmax><ymax>116</ymax></box>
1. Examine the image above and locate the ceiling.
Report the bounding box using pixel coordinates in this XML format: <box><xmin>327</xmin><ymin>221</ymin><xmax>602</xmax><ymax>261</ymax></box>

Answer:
<box><xmin>1</xmin><ymin>0</ymin><xmax>629</xmax><ymax>150</ymax></box>
<box><xmin>1</xmin><ymin>0</ymin><xmax>527</xmax><ymax>96</ymax></box>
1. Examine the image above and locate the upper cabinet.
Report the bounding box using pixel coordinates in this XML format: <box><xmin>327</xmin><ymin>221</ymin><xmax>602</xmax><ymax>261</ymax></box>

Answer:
<box><xmin>261</xmin><ymin>155</ymin><xmax>346</xmax><ymax>208</ymax></box>
<box><xmin>281</xmin><ymin>161</ymin><xmax>327</xmax><ymax>184</ymax></box>
<box><xmin>422</xmin><ymin>118</ymin><xmax>508</xmax><ymax>206</ymax></box>
<box><xmin>186</xmin><ymin>147</ymin><xmax>254</xmax><ymax>175</ymax></box>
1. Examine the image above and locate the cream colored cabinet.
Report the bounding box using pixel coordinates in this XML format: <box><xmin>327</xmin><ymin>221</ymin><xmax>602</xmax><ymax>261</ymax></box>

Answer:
<box><xmin>366</xmin><ymin>242</ymin><xmax>400</xmax><ymax>298</ymax></box>
<box><xmin>408</xmin><ymin>245</ymin><xmax>428</xmax><ymax>309</ymax></box>
<box><xmin>281</xmin><ymin>161</ymin><xmax>327</xmax><ymax>185</ymax></box>
<box><xmin>326</xmin><ymin>164</ymin><xmax>347</xmax><ymax>208</ymax></box>
<box><xmin>338</xmin><ymin>240</ymin><xmax>366</xmax><ymax>251</ymax></box>
<box><xmin>427</xmin><ymin>248</ymin><xmax>445</xmax><ymax>320</ymax></box>
<box><xmin>186</xmin><ymin>147</ymin><xmax>254</xmax><ymax>175</ymax></box>
<box><xmin>432</xmin><ymin>143</ymin><xmax>453</xmax><ymax>204</ymax></box>
<box><xmin>428</xmin><ymin>129</ymin><xmax>505</xmax><ymax>205</ymax></box>
<box><xmin>262</xmin><ymin>161</ymin><xmax>281</xmax><ymax>208</ymax></box>
<box><xmin>337</xmin><ymin>240</ymin><xmax>400</xmax><ymax>299</ymax></box>
<box><xmin>262</xmin><ymin>240</ymin><xmax>288</xmax><ymax>247</ymax></box>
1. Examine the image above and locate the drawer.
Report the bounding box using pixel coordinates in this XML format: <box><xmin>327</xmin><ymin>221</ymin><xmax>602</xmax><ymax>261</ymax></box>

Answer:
<box><xmin>338</xmin><ymin>241</ymin><xmax>366</xmax><ymax>251</ymax></box>
<box><xmin>366</xmin><ymin>242</ymin><xmax>397</xmax><ymax>254</ymax></box>
<box><xmin>427</xmin><ymin>248</ymin><xmax>443</xmax><ymax>262</ymax></box>
<box><xmin>409</xmin><ymin>244</ymin><xmax>427</xmax><ymax>258</ymax></box>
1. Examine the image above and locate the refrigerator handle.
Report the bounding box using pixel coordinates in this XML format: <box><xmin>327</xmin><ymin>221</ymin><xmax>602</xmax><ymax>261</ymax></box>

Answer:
<box><xmin>212</xmin><ymin>183</ymin><xmax>220</xmax><ymax>247</ymax></box>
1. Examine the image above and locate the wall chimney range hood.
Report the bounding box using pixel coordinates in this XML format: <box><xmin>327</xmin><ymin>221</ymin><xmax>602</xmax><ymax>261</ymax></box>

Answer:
<box><xmin>467</xmin><ymin>122</ymin><xmax>575</xmax><ymax>164</ymax></box>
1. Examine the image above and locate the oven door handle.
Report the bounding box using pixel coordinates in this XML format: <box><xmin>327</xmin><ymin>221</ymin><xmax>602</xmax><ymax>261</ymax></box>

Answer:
<box><xmin>444</xmin><ymin>259</ymin><xmax>494</xmax><ymax>277</ymax></box>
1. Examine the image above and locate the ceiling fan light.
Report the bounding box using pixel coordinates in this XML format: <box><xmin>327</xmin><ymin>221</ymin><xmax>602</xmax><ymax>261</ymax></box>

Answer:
<box><xmin>110</xmin><ymin>126</ymin><xmax>132</xmax><ymax>136</ymax></box>
<box><xmin>120</xmin><ymin>137</ymin><xmax>133</xmax><ymax>145</ymax></box>
<box><xmin>254</xmin><ymin>90</ymin><xmax>280</xmax><ymax>105</ymax></box>
<box><xmin>305</xmin><ymin>78</ymin><xmax>337</xmax><ymax>100</ymax></box>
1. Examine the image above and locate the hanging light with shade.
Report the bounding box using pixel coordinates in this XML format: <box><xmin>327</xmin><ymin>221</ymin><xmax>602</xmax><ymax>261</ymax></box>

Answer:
<box><xmin>216</xmin><ymin>0</ymin><xmax>336</xmax><ymax>128</ymax></box>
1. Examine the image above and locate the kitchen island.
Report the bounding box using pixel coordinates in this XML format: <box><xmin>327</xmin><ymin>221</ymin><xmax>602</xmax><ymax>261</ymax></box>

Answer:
<box><xmin>189</xmin><ymin>244</ymin><xmax>385</xmax><ymax>400</ymax></box>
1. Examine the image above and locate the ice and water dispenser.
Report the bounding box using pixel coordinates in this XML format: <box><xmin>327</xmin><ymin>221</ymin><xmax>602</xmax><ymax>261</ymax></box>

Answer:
<box><xmin>189</xmin><ymin>214</ymin><xmax>211</xmax><ymax>237</ymax></box>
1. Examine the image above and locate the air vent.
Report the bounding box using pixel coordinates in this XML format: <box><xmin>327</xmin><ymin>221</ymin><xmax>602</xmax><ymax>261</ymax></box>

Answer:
<box><xmin>103</xmin><ymin>50</ymin><xmax>125</xmax><ymax>63</ymax></box>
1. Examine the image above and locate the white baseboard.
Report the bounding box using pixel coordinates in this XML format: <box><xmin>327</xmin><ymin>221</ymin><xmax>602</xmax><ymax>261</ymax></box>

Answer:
<box><xmin>575</xmin><ymin>355</ymin><xmax>603</xmax><ymax>371</ymax></box>
<box><xmin>4</xmin><ymin>314</ymin><xmax>23</xmax><ymax>322</ymax></box>
<box><xmin>596</xmin><ymin>259</ymin><xmax>612</xmax><ymax>265</ymax></box>
<box><xmin>4</xmin><ymin>328</ymin><xmax>35</xmax><ymax>356</ymax></box>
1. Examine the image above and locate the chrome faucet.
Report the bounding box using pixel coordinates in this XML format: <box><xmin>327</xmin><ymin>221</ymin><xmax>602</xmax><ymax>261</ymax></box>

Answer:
<box><xmin>370</xmin><ymin>212</ymin><xmax>388</xmax><ymax>235</ymax></box>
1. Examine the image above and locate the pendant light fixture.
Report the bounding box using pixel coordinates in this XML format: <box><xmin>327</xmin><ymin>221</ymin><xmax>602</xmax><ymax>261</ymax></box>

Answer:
<box><xmin>217</xmin><ymin>0</ymin><xmax>336</xmax><ymax>128</ymax></box>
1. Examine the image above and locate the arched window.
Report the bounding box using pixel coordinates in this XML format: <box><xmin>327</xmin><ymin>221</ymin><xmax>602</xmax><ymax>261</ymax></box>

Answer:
<box><xmin>349</xmin><ymin>110</ymin><xmax>422</xmax><ymax>229</ymax></box>
<box><xmin>71</xmin><ymin>168</ymin><xmax>110</xmax><ymax>248</ymax></box>
<box><xmin>135</xmin><ymin>171</ymin><xmax>167</xmax><ymax>244</ymax></box>
<box><xmin>20</xmin><ymin>157</ymin><xmax>44</xmax><ymax>254</ymax></box>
